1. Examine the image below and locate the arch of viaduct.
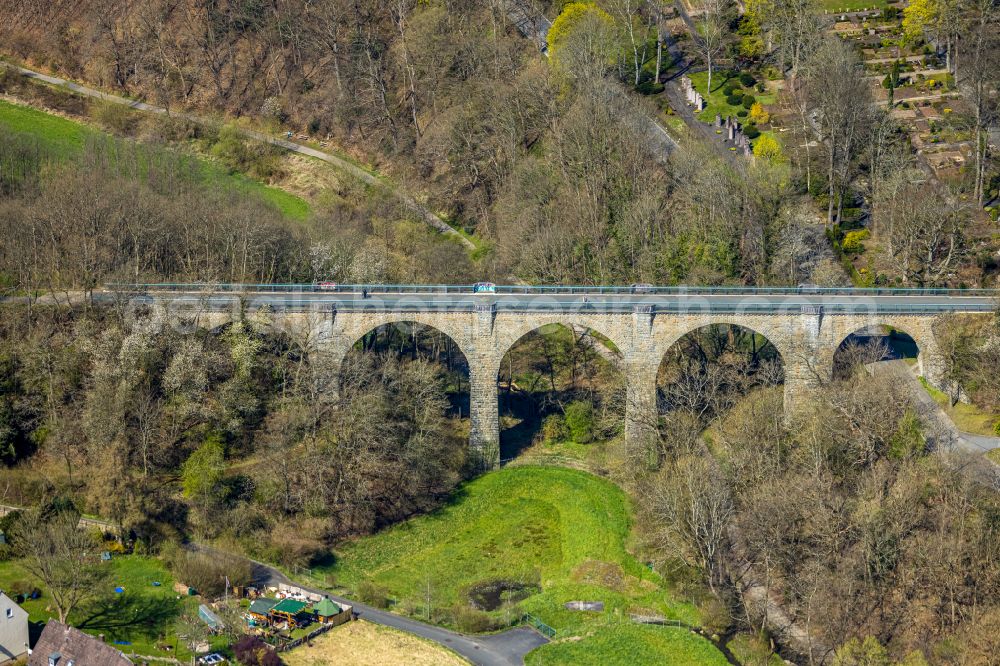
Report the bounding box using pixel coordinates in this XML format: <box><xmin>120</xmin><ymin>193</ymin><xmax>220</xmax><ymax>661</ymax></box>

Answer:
<box><xmin>186</xmin><ymin>306</ymin><xmax>946</xmax><ymax>470</ymax></box>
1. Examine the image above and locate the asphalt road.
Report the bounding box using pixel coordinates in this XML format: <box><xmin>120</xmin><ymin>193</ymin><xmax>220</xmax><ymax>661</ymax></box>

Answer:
<box><xmin>102</xmin><ymin>287</ymin><xmax>1000</xmax><ymax>314</ymax></box>
<box><xmin>205</xmin><ymin>546</ymin><xmax>549</xmax><ymax>666</ymax></box>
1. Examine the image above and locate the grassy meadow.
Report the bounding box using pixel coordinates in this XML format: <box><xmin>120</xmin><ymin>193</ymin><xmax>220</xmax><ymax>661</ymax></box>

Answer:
<box><xmin>0</xmin><ymin>555</ymin><xmax>221</xmax><ymax>660</ymax></box>
<box><xmin>0</xmin><ymin>99</ymin><xmax>309</xmax><ymax>220</ymax></box>
<box><xmin>324</xmin><ymin>466</ymin><xmax>727</xmax><ymax>664</ymax></box>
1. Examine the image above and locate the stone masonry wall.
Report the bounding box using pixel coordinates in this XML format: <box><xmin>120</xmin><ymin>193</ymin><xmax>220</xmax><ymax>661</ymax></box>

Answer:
<box><xmin>154</xmin><ymin>300</ymin><xmax>948</xmax><ymax>470</ymax></box>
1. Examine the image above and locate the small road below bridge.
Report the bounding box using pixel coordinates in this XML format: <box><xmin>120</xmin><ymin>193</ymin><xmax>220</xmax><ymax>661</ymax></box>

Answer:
<box><xmin>187</xmin><ymin>544</ymin><xmax>548</xmax><ymax>666</ymax></box>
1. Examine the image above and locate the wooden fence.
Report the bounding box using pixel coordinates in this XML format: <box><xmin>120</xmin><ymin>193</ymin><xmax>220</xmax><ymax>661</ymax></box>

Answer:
<box><xmin>274</xmin><ymin>620</ymin><xmax>337</xmax><ymax>653</ymax></box>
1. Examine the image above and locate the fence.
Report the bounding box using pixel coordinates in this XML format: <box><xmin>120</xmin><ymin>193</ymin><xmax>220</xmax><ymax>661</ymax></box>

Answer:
<box><xmin>274</xmin><ymin>621</ymin><xmax>336</xmax><ymax>653</ymax></box>
<box><xmin>125</xmin><ymin>654</ymin><xmax>183</xmax><ymax>665</ymax></box>
<box><xmin>105</xmin><ymin>282</ymin><xmax>1000</xmax><ymax>297</ymax></box>
<box><xmin>523</xmin><ymin>613</ymin><xmax>556</xmax><ymax>638</ymax></box>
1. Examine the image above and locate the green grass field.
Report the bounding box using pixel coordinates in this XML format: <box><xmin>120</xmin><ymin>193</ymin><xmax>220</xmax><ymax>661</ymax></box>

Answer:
<box><xmin>0</xmin><ymin>555</ymin><xmax>219</xmax><ymax>660</ymax></box>
<box><xmin>526</xmin><ymin>624</ymin><xmax>728</xmax><ymax>666</ymax></box>
<box><xmin>0</xmin><ymin>99</ymin><xmax>309</xmax><ymax>220</ymax></box>
<box><xmin>324</xmin><ymin>466</ymin><xmax>725</xmax><ymax>664</ymax></box>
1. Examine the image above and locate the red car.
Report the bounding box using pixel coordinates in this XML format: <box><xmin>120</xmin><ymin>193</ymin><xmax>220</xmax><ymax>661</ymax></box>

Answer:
<box><xmin>316</xmin><ymin>282</ymin><xmax>338</xmax><ymax>291</ymax></box>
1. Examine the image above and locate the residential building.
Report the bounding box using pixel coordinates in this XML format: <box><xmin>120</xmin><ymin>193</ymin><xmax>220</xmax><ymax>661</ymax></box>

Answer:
<box><xmin>0</xmin><ymin>592</ymin><xmax>28</xmax><ymax>663</ymax></box>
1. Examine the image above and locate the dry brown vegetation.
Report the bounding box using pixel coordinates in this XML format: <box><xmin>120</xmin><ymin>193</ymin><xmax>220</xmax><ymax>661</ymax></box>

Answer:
<box><xmin>282</xmin><ymin>620</ymin><xmax>468</xmax><ymax>666</ymax></box>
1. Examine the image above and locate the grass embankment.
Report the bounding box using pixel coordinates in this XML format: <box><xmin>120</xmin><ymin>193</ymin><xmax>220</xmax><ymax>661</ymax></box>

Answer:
<box><xmin>0</xmin><ymin>99</ymin><xmax>309</xmax><ymax>220</ymax></box>
<box><xmin>283</xmin><ymin>620</ymin><xmax>467</xmax><ymax>666</ymax></box>
<box><xmin>919</xmin><ymin>377</ymin><xmax>1000</xmax><ymax>437</ymax></box>
<box><xmin>324</xmin><ymin>466</ymin><xmax>727</xmax><ymax>665</ymax></box>
<box><xmin>0</xmin><ymin>555</ymin><xmax>219</xmax><ymax>660</ymax></box>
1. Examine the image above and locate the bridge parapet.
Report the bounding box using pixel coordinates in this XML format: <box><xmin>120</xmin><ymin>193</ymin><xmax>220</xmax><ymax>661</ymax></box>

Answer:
<box><xmin>120</xmin><ymin>289</ymin><xmax>974</xmax><ymax>470</ymax></box>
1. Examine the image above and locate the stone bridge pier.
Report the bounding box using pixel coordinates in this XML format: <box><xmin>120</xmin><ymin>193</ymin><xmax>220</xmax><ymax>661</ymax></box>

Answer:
<box><xmin>178</xmin><ymin>304</ymin><xmax>948</xmax><ymax>471</ymax></box>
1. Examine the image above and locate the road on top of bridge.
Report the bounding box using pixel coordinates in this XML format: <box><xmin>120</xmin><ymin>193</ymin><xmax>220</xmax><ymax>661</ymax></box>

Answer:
<box><xmin>100</xmin><ymin>284</ymin><xmax>1000</xmax><ymax>314</ymax></box>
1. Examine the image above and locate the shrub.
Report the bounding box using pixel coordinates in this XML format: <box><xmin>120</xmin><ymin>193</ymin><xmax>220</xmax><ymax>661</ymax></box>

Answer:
<box><xmin>233</xmin><ymin>635</ymin><xmax>282</xmax><ymax>666</ymax></box>
<box><xmin>743</xmin><ymin>124</ymin><xmax>761</xmax><ymax>140</ymax></box>
<box><xmin>210</xmin><ymin>124</ymin><xmax>284</xmax><ymax>180</ymax></box>
<box><xmin>726</xmin><ymin>93</ymin><xmax>743</xmax><ymax>106</ymax></box>
<box><xmin>451</xmin><ymin>605</ymin><xmax>500</xmax><ymax>633</ymax></box>
<box><xmin>636</xmin><ymin>80</ymin><xmax>665</xmax><ymax>95</ymax></box>
<box><xmin>842</xmin><ymin>229</ymin><xmax>870</xmax><ymax>254</ymax></box>
<box><xmin>356</xmin><ymin>581</ymin><xmax>391</xmax><ymax>609</ymax></box>
<box><xmin>753</xmin><ymin>134</ymin><xmax>783</xmax><ymax>162</ymax></box>
<box><xmin>723</xmin><ymin>83</ymin><xmax>739</xmax><ymax>96</ymax></box>
<box><xmin>737</xmin><ymin>109</ymin><xmax>748</xmax><ymax>118</ymax></box>
<box><xmin>739</xmin><ymin>72</ymin><xmax>756</xmax><ymax>87</ymax></box>
<box><xmin>164</xmin><ymin>547</ymin><xmax>252</xmax><ymax>597</ymax></box>
<box><xmin>89</xmin><ymin>100</ymin><xmax>139</xmax><ymax>135</ymax></box>
<box><xmin>749</xmin><ymin>102</ymin><xmax>770</xmax><ymax>125</ymax></box>
<box><xmin>564</xmin><ymin>401</ymin><xmax>595</xmax><ymax>444</ymax></box>
<box><xmin>539</xmin><ymin>414</ymin><xmax>568</xmax><ymax>444</ymax></box>
<box><xmin>742</xmin><ymin>94</ymin><xmax>756</xmax><ymax>109</ymax></box>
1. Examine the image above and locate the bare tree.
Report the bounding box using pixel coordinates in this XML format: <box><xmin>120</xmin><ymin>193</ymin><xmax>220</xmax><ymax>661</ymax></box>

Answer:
<box><xmin>13</xmin><ymin>510</ymin><xmax>110</xmax><ymax>623</ymax></box>
<box><xmin>693</xmin><ymin>0</ymin><xmax>731</xmax><ymax>95</ymax></box>
<box><xmin>801</xmin><ymin>37</ymin><xmax>875</xmax><ymax>225</ymax></box>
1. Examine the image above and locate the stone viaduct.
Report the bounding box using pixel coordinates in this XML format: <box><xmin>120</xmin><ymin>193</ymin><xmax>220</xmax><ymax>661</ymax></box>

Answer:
<box><xmin>156</xmin><ymin>297</ymin><xmax>954</xmax><ymax>470</ymax></box>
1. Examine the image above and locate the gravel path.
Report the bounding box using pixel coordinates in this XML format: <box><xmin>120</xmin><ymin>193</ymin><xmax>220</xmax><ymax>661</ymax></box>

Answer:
<box><xmin>2</xmin><ymin>62</ymin><xmax>473</xmax><ymax>249</ymax></box>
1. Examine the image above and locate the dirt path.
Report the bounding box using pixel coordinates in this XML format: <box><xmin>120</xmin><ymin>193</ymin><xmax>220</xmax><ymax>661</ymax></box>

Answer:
<box><xmin>2</xmin><ymin>62</ymin><xmax>473</xmax><ymax>249</ymax></box>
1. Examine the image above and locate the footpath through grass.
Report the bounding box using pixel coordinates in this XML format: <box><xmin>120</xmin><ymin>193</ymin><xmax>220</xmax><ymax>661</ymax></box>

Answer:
<box><xmin>0</xmin><ymin>99</ymin><xmax>309</xmax><ymax>220</ymax></box>
<box><xmin>324</xmin><ymin>466</ymin><xmax>726</xmax><ymax>664</ymax></box>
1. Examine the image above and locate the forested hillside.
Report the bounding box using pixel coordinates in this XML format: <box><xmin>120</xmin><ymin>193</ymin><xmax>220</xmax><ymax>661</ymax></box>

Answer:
<box><xmin>0</xmin><ymin>0</ymin><xmax>832</xmax><ymax>287</ymax></box>
<box><xmin>1</xmin><ymin>1</ymin><xmax>1000</xmax><ymax>665</ymax></box>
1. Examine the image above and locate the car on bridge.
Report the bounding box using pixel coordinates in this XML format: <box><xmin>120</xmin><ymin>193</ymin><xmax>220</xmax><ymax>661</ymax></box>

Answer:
<box><xmin>316</xmin><ymin>281</ymin><xmax>338</xmax><ymax>291</ymax></box>
<box><xmin>473</xmin><ymin>282</ymin><xmax>496</xmax><ymax>293</ymax></box>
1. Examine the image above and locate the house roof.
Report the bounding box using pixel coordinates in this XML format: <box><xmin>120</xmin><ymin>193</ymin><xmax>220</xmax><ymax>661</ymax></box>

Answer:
<box><xmin>27</xmin><ymin>621</ymin><xmax>132</xmax><ymax>666</ymax></box>
<box><xmin>311</xmin><ymin>598</ymin><xmax>340</xmax><ymax>616</ymax></box>
<box><xmin>248</xmin><ymin>598</ymin><xmax>279</xmax><ymax>615</ymax></box>
<box><xmin>271</xmin><ymin>599</ymin><xmax>308</xmax><ymax>615</ymax></box>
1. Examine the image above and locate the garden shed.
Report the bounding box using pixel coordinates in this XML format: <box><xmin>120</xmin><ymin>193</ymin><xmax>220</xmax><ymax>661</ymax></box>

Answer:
<box><xmin>246</xmin><ymin>598</ymin><xmax>279</xmax><ymax>627</ymax></box>
<box><xmin>269</xmin><ymin>599</ymin><xmax>310</xmax><ymax>629</ymax></box>
<box><xmin>311</xmin><ymin>598</ymin><xmax>341</xmax><ymax>623</ymax></box>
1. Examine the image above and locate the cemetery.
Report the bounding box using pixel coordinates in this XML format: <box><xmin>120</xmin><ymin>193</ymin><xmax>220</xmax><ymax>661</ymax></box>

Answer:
<box><xmin>831</xmin><ymin>2</ymin><xmax>979</xmax><ymax>185</ymax></box>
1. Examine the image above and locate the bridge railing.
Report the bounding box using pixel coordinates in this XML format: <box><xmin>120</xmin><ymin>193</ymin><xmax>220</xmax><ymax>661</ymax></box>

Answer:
<box><xmin>104</xmin><ymin>282</ymin><xmax>1000</xmax><ymax>298</ymax></box>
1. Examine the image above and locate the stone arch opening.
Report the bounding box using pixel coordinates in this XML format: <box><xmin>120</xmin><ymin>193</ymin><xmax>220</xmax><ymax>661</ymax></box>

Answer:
<box><xmin>496</xmin><ymin>323</ymin><xmax>626</xmax><ymax>461</ymax></box>
<box><xmin>342</xmin><ymin>321</ymin><xmax>471</xmax><ymax>420</ymax></box>
<box><xmin>832</xmin><ymin>325</ymin><xmax>919</xmax><ymax>381</ymax></box>
<box><xmin>655</xmin><ymin>323</ymin><xmax>785</xmax><ymax>444</ymax></box>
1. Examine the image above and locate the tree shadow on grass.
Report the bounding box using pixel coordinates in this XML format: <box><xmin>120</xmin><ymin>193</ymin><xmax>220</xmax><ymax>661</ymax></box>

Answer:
<box><xmin>74</xmin><ymin>592</ymin><xmax>183</xmax><ymax>642</ymax></box>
